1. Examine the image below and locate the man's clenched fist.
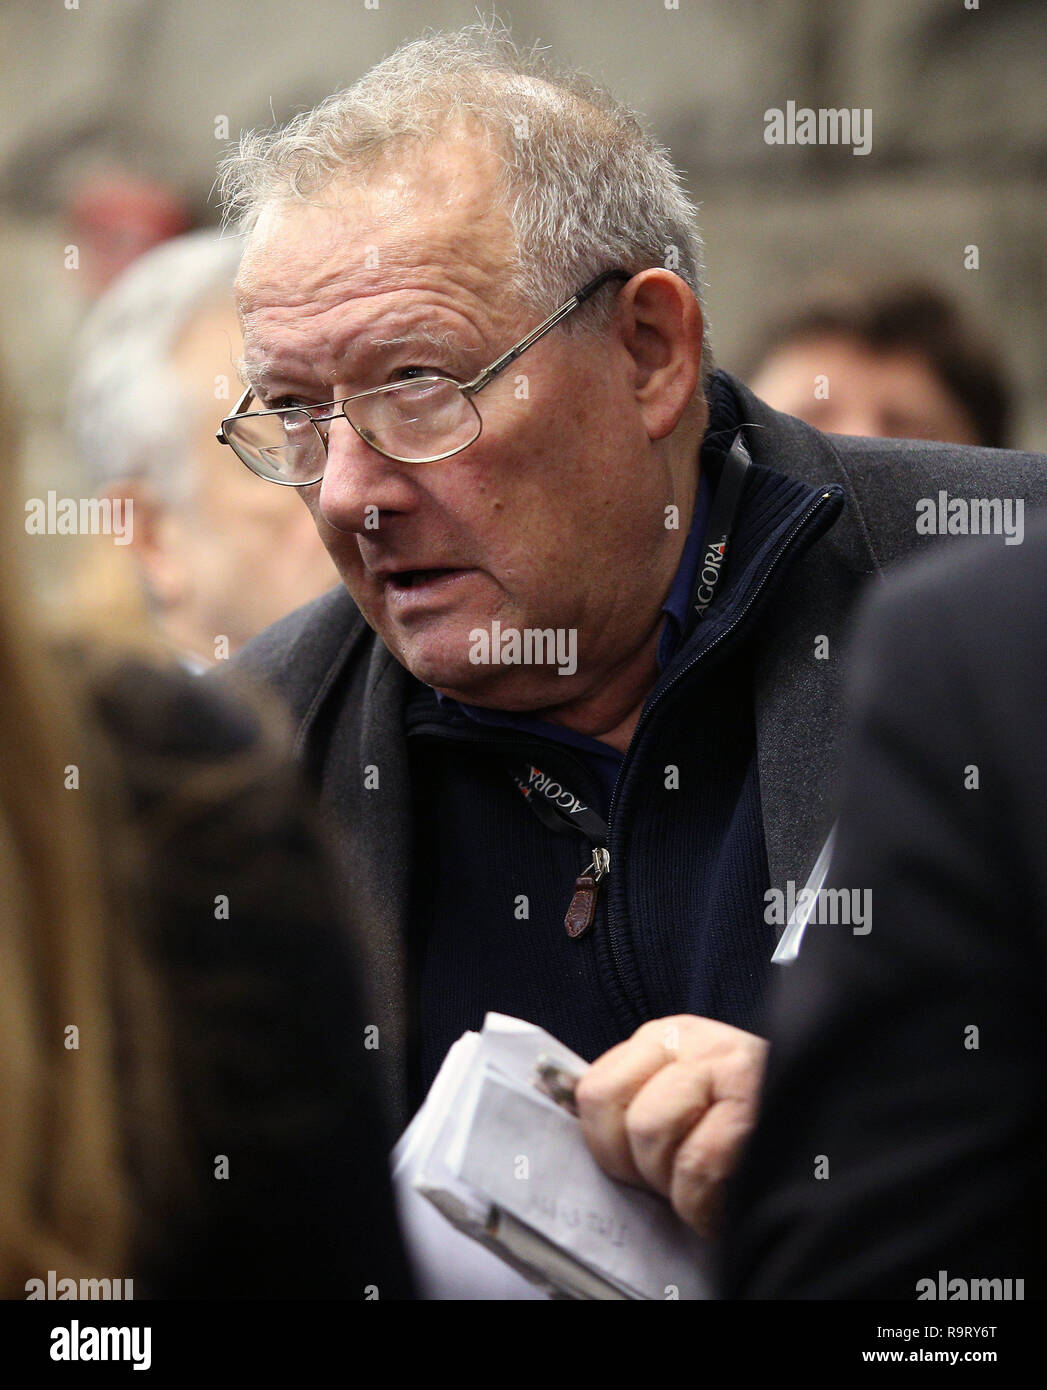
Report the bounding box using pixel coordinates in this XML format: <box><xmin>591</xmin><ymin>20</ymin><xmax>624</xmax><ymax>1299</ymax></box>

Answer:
<box><xmin>575</xmin><ymin>1015</ymin><xmax>768</xmax><ymax>1238</ymax></box>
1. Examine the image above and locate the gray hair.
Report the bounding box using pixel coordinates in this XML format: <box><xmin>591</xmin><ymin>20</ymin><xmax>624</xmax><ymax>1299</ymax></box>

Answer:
<box><xmin>68</xmin><ymin>230</ymin><xmax>243</xmax><ymax>503</ymax></box>
<box><xmin>218</xmin><ymin>17</ymin><xmax>713</xmax><ymax>373</ymax></box>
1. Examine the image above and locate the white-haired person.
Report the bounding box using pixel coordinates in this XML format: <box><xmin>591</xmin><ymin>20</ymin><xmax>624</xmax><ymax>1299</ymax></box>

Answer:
<box><xmin>67</xmin><ymin>230</ymin><xmax>336</xmax><ymax>670</ymax></box>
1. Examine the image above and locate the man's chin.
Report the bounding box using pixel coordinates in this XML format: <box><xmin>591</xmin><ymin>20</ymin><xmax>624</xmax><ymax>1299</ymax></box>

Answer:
<box><xmin>400</xmin><ymin>656</ymin><xmax>497</xmax><ymax>700</ymax></box>
<box><xmin>385</xmin><ymin>638</ymin><xmax>475</xmax><ymax>693</ymax></box>
<box><xmin>385</xmin><ymin>623</ymin><xmax>491</xmax><ymax>693</ymax></box>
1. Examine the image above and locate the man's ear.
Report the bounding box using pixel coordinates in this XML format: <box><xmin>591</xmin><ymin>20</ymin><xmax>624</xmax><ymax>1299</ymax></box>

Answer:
<box><xmin>616</xmin><ymin>269</ymin><xmax>704</xmax><ymax>441</ymax></box>
<box><xmin>102</xmin><ymin>481</ymin><xmax>185</xmax><ymax>609</ymax></box>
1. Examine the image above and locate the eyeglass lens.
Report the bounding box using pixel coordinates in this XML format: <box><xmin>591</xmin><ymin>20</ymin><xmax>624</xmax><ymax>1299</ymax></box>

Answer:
<box><xmin>225</xmin><ymin>377</ymin><xmax>482</xmax><ymax>481</ymax></box>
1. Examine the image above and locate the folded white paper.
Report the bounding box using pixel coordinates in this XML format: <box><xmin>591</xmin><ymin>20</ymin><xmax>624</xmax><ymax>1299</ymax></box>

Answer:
<box><xmin>392</xmin><ymin>1013</ymin><xmax>714</xmax><ymax>1300</ymax></box>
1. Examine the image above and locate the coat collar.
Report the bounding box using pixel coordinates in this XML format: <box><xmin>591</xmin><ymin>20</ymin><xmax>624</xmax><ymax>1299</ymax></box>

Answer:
<box><xmin>717</xmin><ymin>375</ymin><xmax>881</xmax><ymax>892</ymax></box>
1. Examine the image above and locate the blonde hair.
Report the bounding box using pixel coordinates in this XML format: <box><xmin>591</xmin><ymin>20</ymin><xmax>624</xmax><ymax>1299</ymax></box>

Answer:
<box><xmin>0</xmin><ymin>380</ymin><xmax>169</xmax><ymax>1296</ymax></box>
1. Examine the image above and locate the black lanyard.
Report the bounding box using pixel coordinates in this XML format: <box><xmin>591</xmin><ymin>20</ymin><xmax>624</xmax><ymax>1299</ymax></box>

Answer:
<box><xmin>509</xmin><ymin>762</ymin><xmax>609</xmax><ymax>846</ymax></box>
<box><xmin>507</xmin><ymin>430</ymin><xmax>752</xmax><ymax>939</ymax></box>
<box><xmin>688</xmin><ymin>429</ymin><xmax>751</xmax><ymax>624</ymax></box>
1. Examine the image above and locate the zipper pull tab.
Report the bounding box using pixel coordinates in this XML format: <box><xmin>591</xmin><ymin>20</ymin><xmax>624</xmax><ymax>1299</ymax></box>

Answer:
<box><xmin>564</xmin><ymin>848</ymin><xmax>610</xmax><ymax>939</ymax></box>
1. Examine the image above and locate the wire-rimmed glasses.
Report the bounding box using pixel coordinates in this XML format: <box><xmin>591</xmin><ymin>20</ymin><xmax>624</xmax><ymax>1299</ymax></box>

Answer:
<box><xmin>216</xmin><ymin>269</ymin><xmax>630</xmax><ymax>486</ymax></box>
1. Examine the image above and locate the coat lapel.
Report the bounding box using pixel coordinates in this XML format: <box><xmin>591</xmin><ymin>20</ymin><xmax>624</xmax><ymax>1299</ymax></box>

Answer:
<box><xmin>730</xmin><ymin>382</ymin><xmax>881</xmax><ymax>894</ymax></box>
<box><xmin>299</xmin><ymin>617</ymin><xmax>417</xmax><ymax>1134</ymax></box>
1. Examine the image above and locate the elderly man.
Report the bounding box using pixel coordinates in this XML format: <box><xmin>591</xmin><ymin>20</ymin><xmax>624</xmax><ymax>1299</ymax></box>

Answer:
<box><xmin>69</xmin><ymin>230</ymin><xmax>337</xmax><ymax>667</ymax></box>
<box><xmin>217</xmin><ymin>23</ymin><xmax>1047</xmax><ymax>1242</ymax></box>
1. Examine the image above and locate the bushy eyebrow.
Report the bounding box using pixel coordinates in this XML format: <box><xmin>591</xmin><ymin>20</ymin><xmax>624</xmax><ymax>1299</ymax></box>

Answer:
<box><xmin>370</xmin><ymin>325</ymin><xmax>466</xmax><ymax>354</ymax></box>
<box><xmin>236</xmin><ymin>323</ymin><xmax>473</xmax><ymax>395</ymax></box>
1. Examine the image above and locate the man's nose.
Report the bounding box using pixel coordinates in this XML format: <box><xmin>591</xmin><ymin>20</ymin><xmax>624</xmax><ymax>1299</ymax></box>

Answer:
<box><xmin>316</xmin><ymin>413</ymin><xmax>415</xmax><ymax>532</ymax></box>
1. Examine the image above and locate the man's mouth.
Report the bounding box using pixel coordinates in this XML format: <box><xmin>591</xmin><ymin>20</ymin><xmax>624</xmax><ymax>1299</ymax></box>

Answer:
<box><xmin>386</xmin><ymin>567</ymin><xmax>458</xmax><ymax>591</ymax></box>
<box><xmin>379</xmin><ymin>567</ymin><xmax>480</xmax><ymax>612</ymax></box>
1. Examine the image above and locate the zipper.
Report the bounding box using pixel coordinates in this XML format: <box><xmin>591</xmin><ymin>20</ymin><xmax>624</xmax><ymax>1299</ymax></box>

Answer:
<box><xmin>564</xmin><ymin>846</ymin><xmax>610</xmax><ymax>939</ymax></box>
<box><xmin>603</xmin><ymin>486</ymin><xmax>842</xmax><ymax>1009</ymax></box>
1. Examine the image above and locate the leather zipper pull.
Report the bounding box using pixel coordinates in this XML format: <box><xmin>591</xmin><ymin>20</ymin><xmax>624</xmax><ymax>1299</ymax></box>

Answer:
<box><xmin>564</xmin><ymin>848</ymin><xmax>610</xmax><ymax>939</ymax></box>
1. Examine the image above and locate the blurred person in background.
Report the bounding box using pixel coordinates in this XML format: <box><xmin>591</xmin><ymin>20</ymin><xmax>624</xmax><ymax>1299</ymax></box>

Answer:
<box><xmin>745</xmin><ymin>281</ymin><xmax>1013</xmax><ymax>449</ymax></box>
<box><xmin>67</xmin><ymin>230</ymin><xmax>337</xmax><ymax>670</ymax></box>
<box><xmin>1</xmin><ymin>370</ymin><xmax>412</xmax><ymax>1298</ymax></box>
<box><xmin>65</xmin><ymin>170</ymin><xmax>192</xmax><ymax>298</ymax></box>
<box><xmin>722</xmin><ymin>519</ymin><xmax>1047</xmax><ymax>1298</ymax></box>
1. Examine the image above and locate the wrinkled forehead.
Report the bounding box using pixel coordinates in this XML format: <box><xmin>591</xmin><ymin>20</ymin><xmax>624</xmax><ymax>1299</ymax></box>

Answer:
<box><xmin>234</xmin><ymin>137</ymin><xmax>514</xmax><ymax>319</ymax></box>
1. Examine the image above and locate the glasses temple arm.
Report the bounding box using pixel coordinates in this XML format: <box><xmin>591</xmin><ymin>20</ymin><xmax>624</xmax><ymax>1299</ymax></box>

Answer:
<box><xmin>216</xmin><ymin>384</ymin><xmax>256</xmax><ymax>444</ymax></box>
<box><xmin>464</xmin><ymin>269</ymin><xmax>630</xmax><ymax>394</ymax></box>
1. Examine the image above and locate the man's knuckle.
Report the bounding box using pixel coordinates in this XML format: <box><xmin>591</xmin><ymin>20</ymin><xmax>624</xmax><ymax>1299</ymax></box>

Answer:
<box><xmin>624</xmin><ymin>1107</ymin><xmax>663</xmax><ymax>1152</ymax></box>
<box><xmin>673</xmin><ymin>1139</ymin><xmax>714</xmax><ymax>1186</ymax></box>
<box><xmin>574</xmin><ymin>1071</ymin><xmax>613</xmax><ymax>1111</ymax></box>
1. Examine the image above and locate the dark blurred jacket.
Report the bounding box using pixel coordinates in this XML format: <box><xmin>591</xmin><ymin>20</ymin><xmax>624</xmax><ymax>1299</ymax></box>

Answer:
<box><xmin>83</xmin><ymin>657</ymin><xmax>413</xmax><ymax>1299</ymax></box>
<box><xmin>721</xmin><ymin>520</ymin><xmax>1047</xmax><ymax>1299</ymax></box>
